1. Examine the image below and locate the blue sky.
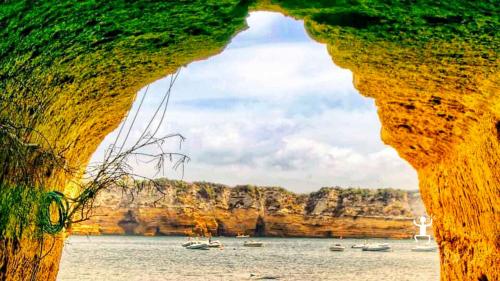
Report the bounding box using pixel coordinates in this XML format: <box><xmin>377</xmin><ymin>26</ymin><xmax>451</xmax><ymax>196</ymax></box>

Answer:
<box><xmin>90</xmin><ymin>12</ymin><xmax>418</xmax><ymax>192</ymax></box>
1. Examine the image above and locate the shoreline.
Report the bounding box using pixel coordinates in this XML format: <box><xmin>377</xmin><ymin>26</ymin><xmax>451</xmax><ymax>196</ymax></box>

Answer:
<box><xmin>68</xmin><ymin>233</ymin><xmax>432</xmax><ymax>240</ymax></box>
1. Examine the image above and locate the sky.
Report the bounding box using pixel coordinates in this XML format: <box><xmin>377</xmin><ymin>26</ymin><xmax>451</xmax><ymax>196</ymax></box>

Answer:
<box><xmin>90</xmin><ymin>12</ymin><xmax>418</xmax><ymax>193</ymax></box>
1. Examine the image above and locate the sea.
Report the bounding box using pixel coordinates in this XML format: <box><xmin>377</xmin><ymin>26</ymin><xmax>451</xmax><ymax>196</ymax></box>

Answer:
<box><xmin>57</xmin><ymin>236</ymin><xmax>439</xmax><ymax>281</ymax></box>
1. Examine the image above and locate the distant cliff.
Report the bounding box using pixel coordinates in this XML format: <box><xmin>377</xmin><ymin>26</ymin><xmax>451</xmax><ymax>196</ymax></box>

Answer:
<box><xmin>71</xmin><ymin>179</ymin><xmax>427</xmax><ymax>238</ymax></box>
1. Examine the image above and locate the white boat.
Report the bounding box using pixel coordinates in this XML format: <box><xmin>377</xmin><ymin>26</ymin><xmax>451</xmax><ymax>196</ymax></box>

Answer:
<box><xmin>208</xmin><ymin>240</ymin><xmax>222</xmax><ymax>248</ymax></box>
<box><xmin>236</xmin><ymin>234</ymin><xmax>250</xmax><ymax>238</ymax></box>
<box><xmin>243</xmin><ymin>240</ymin><xmax>263</xmax><ymax>247</ymax></box>
<box><xmin>411</xmin><ymin>245</ymin><xmax>437</xmax><ymax>252</ymax></box>
<box><xmin>186</xmin><ymin>242</ymin><xmax>209</xmax><ymax>250</ymax></box>
<box><xmin>182</xmin><ymin>240</ymin><xmax>199</xmax><ymax>247</ymax></box>
<box><xmin>362</xmin><ymin>243</ymin><xmax>391</xmax><ymax>252</ymax></box>
<box><xmin>329</xmin><ymin>243</ymin><xmax>345</xmax><ymax>252</ymax></box>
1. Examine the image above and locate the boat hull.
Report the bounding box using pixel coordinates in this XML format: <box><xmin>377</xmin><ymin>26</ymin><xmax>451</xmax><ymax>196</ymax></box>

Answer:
<box><xmin>244</xmin><ymin>242</ymin><xmax>263</xmax><ymax>247</ymax></box>
<box><xmin>411</xmin><ymin>246</ymin><xmax>437</xmax><ymax>252</ymax></box>
<box><xmin>208</xmin><ymin>241</ymin><xmax>222</xmax><ymax>248</ymax></box>
<box><xmin>329</xmin><ymin>247</ymin><xmax>345</xmax><ymax>252</ymax></box>
<box><xmin>362</xmin><ymin>244</ymin><xmax>391</xmax><ymax>252</ymax></box>
<box><xmin>186</xmin><ymin>243</ymin><xmax>209</xmax><ymax>250</ymax></box>
<box><xmin>182</xmin><ymin>241</ymin><xmax>199</xmax><ymax>247</ymax></box>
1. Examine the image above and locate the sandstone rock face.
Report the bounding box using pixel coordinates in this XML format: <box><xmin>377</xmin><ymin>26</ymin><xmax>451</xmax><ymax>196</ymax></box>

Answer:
<box><xmin>1</xmin><ymin>1</ymin><xmax>498</xmax><ymax>281</ymax></box>
<box><xmin>71</xmin><ymin>180</ymin><xmax>426</xmax><ymax>239</ymax></box>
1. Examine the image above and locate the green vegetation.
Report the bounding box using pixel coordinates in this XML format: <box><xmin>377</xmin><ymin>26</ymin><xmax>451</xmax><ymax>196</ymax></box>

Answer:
<box><xmin>0</xmin><ymin>118</ymin><xmax>66</xmax><ymax>239</ymax></box>
<box><xmin>0</xmin><ymin>185</ymin><xmax>43</xmax><ymax>239</ymax></box>
<box><xmin>233</xmin><ymin>185</ymin><xmax>261</xmax><ymax>199</ymax></box>
<box><xmin>262</xmin><ymin>0</ymin><xmax>499</xmax><ymax>44</ymax></box>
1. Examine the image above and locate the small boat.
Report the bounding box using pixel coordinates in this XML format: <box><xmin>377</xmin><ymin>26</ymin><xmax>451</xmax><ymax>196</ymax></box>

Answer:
<box><xmin>186</xmin><ymin>242</ymin><xmax>209</xmax><ymax>250</ymax></box>
<box><xmin>208</xmin><ymin>240</ymin><xmax>222</xmax><ymax>248</ymax></box>
<box><xmin>362</xmin><ymin>243</ymin><xmax>391</xmax><ymax>252</ymax></box>
<box><xmin>236</xmin><ymin>234</ymin><xmax>250</xmax><ymax>238</ymax></box>
<box><xmin>243</xmin><ymin>240</ymin><xmax>263</xmax><ymax>247</ymax></box>
<box><xmin>182</xmin><ymin>240</ymin><xmax>199</xmax><ymax>247</ymax></box>
<box><xmin>329</xmin><ymin>243</ymin><xmax>345</xmax><ymax>252</ymax></box>
<box><xmin>411</xmin><ymin>245</ymin><xmax>437</xmax><ymax>252</ymax></box>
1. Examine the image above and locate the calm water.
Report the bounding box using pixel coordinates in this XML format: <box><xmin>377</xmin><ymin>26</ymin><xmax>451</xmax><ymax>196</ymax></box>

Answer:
<box><xmin>58</xmin><ymin>236</ymin><xmax>439</xmax><ymax>281</ymax></box>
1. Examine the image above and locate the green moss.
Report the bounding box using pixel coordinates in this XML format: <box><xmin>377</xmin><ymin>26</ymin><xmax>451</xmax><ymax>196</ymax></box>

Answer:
<box><xmin>0</xmin><ymin>184</ymin><xmax>43</xmax><ymax>239</ymax></box>
<box><xmin>265</xmin><ymin>0</ymin><xmax>499</xmax><ymax>44</ymax></box>
<box><xmin>312</xmin><ymin>11</ymin><xmax>383</xmax><ymax>29</ymax></box>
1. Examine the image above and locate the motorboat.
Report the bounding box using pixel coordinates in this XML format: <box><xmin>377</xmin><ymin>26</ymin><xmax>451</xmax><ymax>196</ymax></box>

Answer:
<box><xmin>182</xmin><ymin>240</ymin><xmax>199</xmax><ymax>247</ymax></box>
<box><xmin>243</xmin><ymin>240</ymin><xmax>263</xmax><ymax>247</ymax></box>
<box><xmin>208</xmin><ymin>240</ymin><xmax>222</xmax><ymax>248</ymax></box>
<box><xmin>329</xmin><ymin>243</ymin><xmax>345</xmax><ymax>252</ymax></box>
<box><xmin>186</xmin><ymin>242</ymin><xmax>209</xmax><ymax>250</ymax></box>
<box><xmin>411</xmin><ymin>245</ymin><xmax>437</xmax><ymax>252</ymax></box>
<box><xmin>362</xmin><ymin>243</ymin><xmax>391</xmax><ymax>252</ymax></box>
<box><xmin>236</xmin><ymin>234</ymin><xmax>250</xmax><ymax>238</ymax></box>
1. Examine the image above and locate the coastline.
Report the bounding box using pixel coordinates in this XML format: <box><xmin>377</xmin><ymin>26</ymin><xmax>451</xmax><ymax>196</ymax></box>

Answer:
<box><xmin>71</xmin><ymin>179</ymin><xmax>428</xmax><ymax>239</ymax></box>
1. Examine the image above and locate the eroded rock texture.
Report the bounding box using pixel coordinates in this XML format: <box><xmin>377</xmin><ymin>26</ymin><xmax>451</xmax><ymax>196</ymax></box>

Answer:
<box><xmin>0</xmin><ymin>1</ymin><xmax>498</xmax><ymax>280</ymax></box>
<box><xmin>305</xmin><ymin>27</ymin><xmax>500</xmax><ymax>281</ymax></box>
<box><xmin>71</xmin><ymin>180</ymin><xmax>426</xmax><ymax>238</ymax></box>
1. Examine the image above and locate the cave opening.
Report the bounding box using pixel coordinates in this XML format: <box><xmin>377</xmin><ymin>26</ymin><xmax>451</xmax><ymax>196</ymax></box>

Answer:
<box><xmin>59</xmin><ymin>11</ymin><xmax>437</xmax><ymax>281</ymax></box>
<box><xmin>89</xmin><ymin>11</ymin><xmax>418</xmax><ymax>193</ymax></box>
<box><xmin>254</xmin><ymin>216</ymin><xmax>266</xmax><ymax>237</ymax></box>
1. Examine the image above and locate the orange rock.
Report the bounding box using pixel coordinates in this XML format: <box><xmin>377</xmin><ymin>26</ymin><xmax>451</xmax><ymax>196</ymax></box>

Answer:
<box><xmin>72</xmin><ymin>182</ymin><xmax>427</xmax><ymax>239</ymax></box>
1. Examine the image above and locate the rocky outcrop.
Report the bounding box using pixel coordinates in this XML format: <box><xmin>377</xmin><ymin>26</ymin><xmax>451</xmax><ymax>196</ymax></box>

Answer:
<box><xmin>71</xmin><ymin>180</ymin><xmax>426</xmax><ymax>239</ymax></box>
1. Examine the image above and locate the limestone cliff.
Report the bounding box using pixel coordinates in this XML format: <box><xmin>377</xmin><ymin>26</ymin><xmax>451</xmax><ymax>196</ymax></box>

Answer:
<box><xmin>71</xmin><ymin>179</ymin><xmax>426</xmax><ymax>239</ymax></box>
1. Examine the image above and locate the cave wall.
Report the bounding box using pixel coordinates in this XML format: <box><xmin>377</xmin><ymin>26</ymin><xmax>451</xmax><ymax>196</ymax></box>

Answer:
<box><xmin>0</xmin><ymin>0</ymin><xmax>498</xmax><ymax>280</ymax></box>
<box><xmin>301</xmin><ymin>20</ymin><xmax>499</xmax><ymax>280</ymax></box>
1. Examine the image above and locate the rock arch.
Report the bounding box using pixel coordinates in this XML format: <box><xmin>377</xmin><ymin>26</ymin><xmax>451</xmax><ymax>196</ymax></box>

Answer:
<box><xmin>0</xmin><ymin>1</ymin><xmax>498</xmax><ymax>280</ymax></box>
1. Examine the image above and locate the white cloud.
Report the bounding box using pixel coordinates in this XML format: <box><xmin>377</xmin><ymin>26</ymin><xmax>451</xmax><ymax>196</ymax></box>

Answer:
<box><xmin>89</xmin><ymin>12</ymin><xmax>418</xmax><ymax>192</ymax></box>
<box><xmin>243</xmin><ymin>12</ymin><xmax>283</xmax><ymax>37</ymax></box>
<box><xmin>173</xmin><ymin>42</ymin><xmax>354</xmax><ymax>101</ymax></box>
